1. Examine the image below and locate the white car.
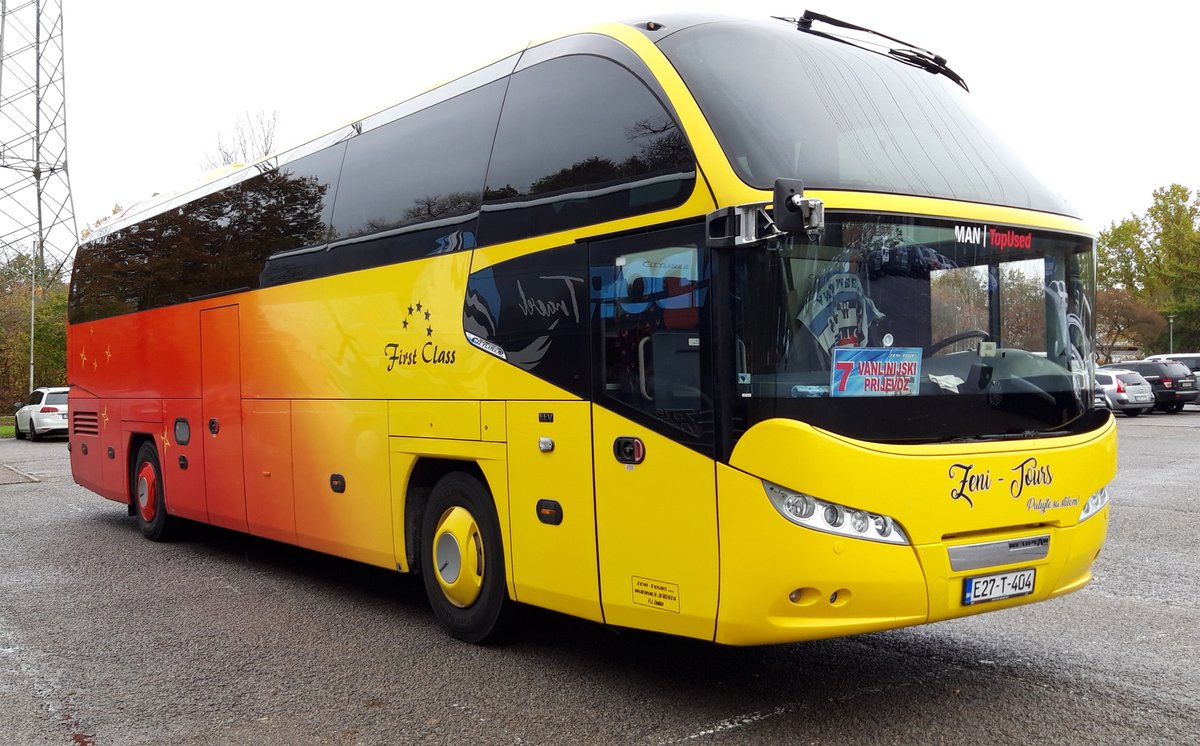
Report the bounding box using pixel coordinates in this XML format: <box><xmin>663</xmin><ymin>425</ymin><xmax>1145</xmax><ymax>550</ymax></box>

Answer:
<box><xmin>1094</xmin><ymin>369</ymin><xmax>1154</xmax><ymax>416</ymax></box>
<box><xmin>13</xmin><ymin>386</ymin><xmax>70</xmax><ymax>441</ymax></box>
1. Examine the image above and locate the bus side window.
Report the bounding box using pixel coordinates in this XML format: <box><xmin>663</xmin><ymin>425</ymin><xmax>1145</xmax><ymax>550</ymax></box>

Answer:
<box><xmin>590</xmin><ymin>225</ymin><xmax>713</xmax><ymax>452</ymax></box>
<box><xmin>479</xmin><ymin>53</ymin><xmax>695</xmax><ymax>246</ymax></box>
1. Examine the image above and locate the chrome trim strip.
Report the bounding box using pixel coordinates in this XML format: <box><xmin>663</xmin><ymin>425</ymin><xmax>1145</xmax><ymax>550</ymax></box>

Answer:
<box><xmin>948</xmin><ymin>534</ymin><xmax>1050</xmax><ymax>572</ymax></box>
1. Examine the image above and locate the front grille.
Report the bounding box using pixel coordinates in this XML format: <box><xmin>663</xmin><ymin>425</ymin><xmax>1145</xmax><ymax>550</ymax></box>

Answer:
<box><xmin>73</xmin><ymin>411</ymin><xmax>100</xmax><ymax>436</ymax></box>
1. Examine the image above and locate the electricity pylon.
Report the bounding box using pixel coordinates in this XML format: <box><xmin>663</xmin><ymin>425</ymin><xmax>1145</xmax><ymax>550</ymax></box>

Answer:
<box><xmin>1</xmin><ymin>0</ymin><xmax>77</xmax><ymax>279</ymax></box>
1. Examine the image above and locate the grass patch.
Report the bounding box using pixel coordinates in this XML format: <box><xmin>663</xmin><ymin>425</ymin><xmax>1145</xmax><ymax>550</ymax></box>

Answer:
<box><xmin>0</xmin><ymin>422</ymin><xmax>13</xmax><ymax>438</ymax></box>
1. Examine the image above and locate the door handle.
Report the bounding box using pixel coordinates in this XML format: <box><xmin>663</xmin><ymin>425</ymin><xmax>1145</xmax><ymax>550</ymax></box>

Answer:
<box><xmin>208</xmin><ymin>417</ymin><xmax>220</xmax><ymax>436</ymax></box>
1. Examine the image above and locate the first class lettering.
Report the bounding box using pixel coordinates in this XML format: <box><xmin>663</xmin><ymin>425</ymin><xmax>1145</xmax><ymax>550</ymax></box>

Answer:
<box><xmin>385</xmin><ymin>342</ymin><xmax>456</xmax><ymax>371</ymax></box>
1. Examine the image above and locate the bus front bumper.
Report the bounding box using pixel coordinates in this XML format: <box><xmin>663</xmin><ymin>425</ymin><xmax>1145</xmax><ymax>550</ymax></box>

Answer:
<box><xmin>714</xmin><ymin>465</ymin><xmax>1110</xmax><ymax>646</ymax></box>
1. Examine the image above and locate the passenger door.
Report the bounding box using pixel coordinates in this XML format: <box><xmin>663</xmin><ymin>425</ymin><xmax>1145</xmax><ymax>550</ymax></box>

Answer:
<box><xmin>588</xmin><ymin>225</ymin><xmax>720</xmax><ymax>640</ymax></box>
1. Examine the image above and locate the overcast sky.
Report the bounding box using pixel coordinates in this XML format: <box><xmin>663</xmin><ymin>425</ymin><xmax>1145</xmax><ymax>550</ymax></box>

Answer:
<box><xmin>64</xmin><ymin>0</ymin><xmax>1200</xmax><ymax>234</ymax></box>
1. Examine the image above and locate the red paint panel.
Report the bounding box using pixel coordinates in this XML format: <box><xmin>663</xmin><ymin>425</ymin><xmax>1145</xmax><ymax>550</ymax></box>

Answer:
<box><xmin>243</xmin><ymin>400</ymin><xmax>296</xmax><ymax>544</ymax></box>
<box><xmin>67</xmin><ymin>305</ymin><xmax>202</xmax><ymax>399</ymax></box>
<box><xmin>162</xmin><ymin>399</ymin><xmax>209</xmax><ymax>523</ymax></box>
<box><xmin>201</xmin><ymin>306</ymin><xmax>247</xmax><ymax>532</ymax></box>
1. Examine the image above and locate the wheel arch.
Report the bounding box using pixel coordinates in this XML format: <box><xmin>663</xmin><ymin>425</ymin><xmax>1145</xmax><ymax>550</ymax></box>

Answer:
<box><xmin>125</xmin><ymin>432</ymin><xmax>157</xmax><ymax>515</ymax></box>
<box><xmin>403</xmin><ymin>457</ymin><xmax>489</xmax><ymax>575</ymax></box>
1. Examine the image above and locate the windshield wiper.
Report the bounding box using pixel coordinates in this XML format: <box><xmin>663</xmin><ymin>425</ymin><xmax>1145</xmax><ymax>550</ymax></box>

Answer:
<box><xmin>772</xmin><ymin>10</ymin><xmax>969</xmax><ymax>92</ymax></box>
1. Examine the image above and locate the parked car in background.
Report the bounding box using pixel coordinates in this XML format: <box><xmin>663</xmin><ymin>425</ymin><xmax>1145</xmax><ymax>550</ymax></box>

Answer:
<box><xmin>1101</xmin><ymin>361</ymin><xmax>1198</xmax><ymax>413</ymax></box>
<box><xmin>1094</xmin><ymin>369</ymin><xmax>1155</xmax><ymax>416</ymax></box>
<box><xmin>1144</xmin><ymin>354</ymin><xmax>1200</xmax><ymax>404</ymax></box>
<box><xmin>1093</xmin><ymin>383</ymin><xmax>1109</xmax><ymax>410</ymax></box>
<box><xmin>13</xmin><ymin>386</ymin><xmax>70</xmax><ymax>441</ymax></box>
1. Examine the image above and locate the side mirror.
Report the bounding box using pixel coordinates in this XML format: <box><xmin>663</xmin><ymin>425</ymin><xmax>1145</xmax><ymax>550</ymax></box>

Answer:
<box><xmin>13</xmin><ymin>402</ymin><xmax>21</xmax><ymax>410</ymax></box>
<box><xmin>773</xmin><ymin>178</ymin><xmax>824</xmax><ymax>238</ymax></box>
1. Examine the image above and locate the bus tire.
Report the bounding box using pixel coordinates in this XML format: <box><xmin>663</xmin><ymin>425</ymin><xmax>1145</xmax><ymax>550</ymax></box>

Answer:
<box><xmin>133</xmin><ymin>442</ymin><xmax>172</xmax><ymax>541</ymax></box>
<box><xmin>420</xmin><ymin>472</ymin><xmax>508</xmax><ymax>643</ymax></box>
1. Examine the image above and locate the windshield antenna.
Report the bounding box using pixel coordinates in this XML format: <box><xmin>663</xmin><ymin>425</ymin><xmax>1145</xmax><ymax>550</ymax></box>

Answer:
<box><xmin>773</xmin><ymin>10</ymin><xmax>969</xmax><ymax>92</ymax></box>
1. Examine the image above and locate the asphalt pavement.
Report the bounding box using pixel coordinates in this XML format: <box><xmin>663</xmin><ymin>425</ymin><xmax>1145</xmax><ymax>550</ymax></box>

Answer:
<box><xmin>1</xmin><ymin>411</ymin><xmax>1197</xmax><ymax>745</ymax></box>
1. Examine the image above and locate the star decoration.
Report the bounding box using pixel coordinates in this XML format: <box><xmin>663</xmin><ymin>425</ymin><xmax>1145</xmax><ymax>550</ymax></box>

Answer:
<box><xmin>93</xmin><ymin>359</ymin><xmax>98</xmax><ymax>372</ymax></box>
<box><xmin>101</xmin><ymin>407</ymin><xmax>109</xmax><ymax>429</ymax></box>
<box><xmin>407</xmin><ymin>305</ymin><xmax>414</xmax><ymax>315</ymax></box>
<box><xmin>79</xmin><ymin>348</ymin><xmax>87</xmax><ymax>368</ymax></box>
<box><xmin>105</xmin><ymin>345</ymin><xmax>112</xmax><ymax>363</ymax></box>
<box><xmin>424</xmin><ymin>310</ymin><xmax>431</xmax><ymax>321</ymax></box>
<box><xmin>415</xmin><ymin>301</ymin><xmax>423</xmax><ymax>312</ymax></box>
<box><xmin>402</xmin><ymin>319</ymin><xmax>409</xmax><ymax>330</ymax></box>
<box><xmin>426</xmin><ymin>326</ymin><xmax>433</xmax><ymax>337</ymax></box>
<box><xmin>160</xmin><ymin>430</ymin><xmax>171</xmax><ymax>452</ymax></box>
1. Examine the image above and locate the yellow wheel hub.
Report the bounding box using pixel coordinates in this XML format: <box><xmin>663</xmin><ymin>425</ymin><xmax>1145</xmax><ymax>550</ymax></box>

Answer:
<box><xmin>432</xmin><ymin>506</ymin><xmax>485</xmax><ymax>608</ymax></box>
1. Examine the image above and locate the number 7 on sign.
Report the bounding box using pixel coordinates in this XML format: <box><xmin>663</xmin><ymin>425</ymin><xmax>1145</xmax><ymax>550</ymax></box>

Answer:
<box><xmin>835</xmin><ymin>361</ymin><xmax>855</xmax><ymax>392</ymax></box>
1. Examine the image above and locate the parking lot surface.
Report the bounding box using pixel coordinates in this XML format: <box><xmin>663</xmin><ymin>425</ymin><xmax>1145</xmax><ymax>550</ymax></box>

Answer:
<box><xmin>1</xmin><ymin>411</ymin><xmax>1198</xmax><ymax>745</ymax></box>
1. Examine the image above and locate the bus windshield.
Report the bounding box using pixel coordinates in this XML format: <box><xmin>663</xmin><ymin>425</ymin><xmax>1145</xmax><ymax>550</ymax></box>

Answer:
<box><xmin>729</xmin><ymin>215</ymin><xmax>1096</xmax><ymax>444</ymax></box>
<box><xmin>658</xmin><ymin>18</ymin><xmax>1076</xmax><ymax>215</ymax></box>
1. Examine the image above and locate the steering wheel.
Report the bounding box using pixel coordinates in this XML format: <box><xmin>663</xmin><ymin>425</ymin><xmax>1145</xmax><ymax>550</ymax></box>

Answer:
<box><xmin>928</xmin><ymin>329</ymin><xmax>991</xmax><ymax>355</ymax></box>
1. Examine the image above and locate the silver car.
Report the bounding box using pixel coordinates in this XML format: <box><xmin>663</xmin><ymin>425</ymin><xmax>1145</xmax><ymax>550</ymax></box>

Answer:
<box><xmin>1094</xmin><ymin>369</ymin><xmax>1154</xmax><ymax>416</ymax></box>
<box><xmin>13</xmin><ymin>386</ymin><xmax>70</xmax><ymax>440</ymax></box>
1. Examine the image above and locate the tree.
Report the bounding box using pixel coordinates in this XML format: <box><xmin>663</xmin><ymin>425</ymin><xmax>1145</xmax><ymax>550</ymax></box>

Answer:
<box><xmin>1097</xmin><ymin>216</ymin><xmax>1148</xmax><ymax>294</ymax></box>
<box><xmin>1148</xmin><ymin>185</ymin><xmax>1200</xmax><ymax>350</ymax></box>
<box><xmin>0</xmin><ymin>253</ymin><xmax>69</xmax><ymax>404</ymax></box>
<box><xmin>1095</xmin><ymin>287</ymin><xmax>1166</xmax><ymax>363</ymax></box>
<box><xmin>1096</xmin><ymin>183</ymin><xmax>1200</xmax><ymax>353</ymax></box>
<box><xmin>202</xmin><ymin>110</ymin><xmax>279</xmax><ymax>170</ymax></box>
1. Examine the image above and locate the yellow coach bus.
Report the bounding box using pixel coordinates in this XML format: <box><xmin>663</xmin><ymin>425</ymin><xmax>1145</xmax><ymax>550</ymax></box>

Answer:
<box><xmin>67</xmin><ymin>12</ymin><xmax>1114</xmax><ymax>644</ymax></box>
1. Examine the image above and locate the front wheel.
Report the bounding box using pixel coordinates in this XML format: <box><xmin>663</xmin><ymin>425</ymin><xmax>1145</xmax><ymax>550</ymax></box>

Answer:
<box><xmin>133</xmin><ymin>442</ymin><xmax>173</xmax><ymax>541</ymax></box>
<box><xmin>14</xmin><ymin>417</ymin><xmax>25</xmax><ymax>440</ymax></box>
<box><xmin>420</xmin><ymin>472</ymin><xmax>508</xmax><ymax>643</ymax></box>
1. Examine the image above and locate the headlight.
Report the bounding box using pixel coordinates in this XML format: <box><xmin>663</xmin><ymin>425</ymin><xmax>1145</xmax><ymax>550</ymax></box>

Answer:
<box><xmin>1078</xmin><ymin>486</ymin><xmax>1110</xmax><ymax>523</ymax></box>
<box><xmin>763</xmin><ymin>480</ymin><xmax>910</xmax><ymax>545</ymax></box>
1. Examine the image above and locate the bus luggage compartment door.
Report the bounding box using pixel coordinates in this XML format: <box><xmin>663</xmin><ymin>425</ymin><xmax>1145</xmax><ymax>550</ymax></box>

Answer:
<box><xmin>200</xmin><ymin>305</ymin><xmax>248</xmax><ymax>532</ymax></box>
<box><xmin>506</xmin><ymin>401</ymin><xmax>602</xmax><ymax>622</ymax></box>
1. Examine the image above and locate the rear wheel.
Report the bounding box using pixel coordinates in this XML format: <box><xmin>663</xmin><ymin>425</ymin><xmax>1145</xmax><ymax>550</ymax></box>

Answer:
<box><xmin>28</xmin><ymin>423</ymin><xmax>41</xmax><ymax>442</ymax></box>
<box><xmin>1167</xmin><ymin>403</ymin><xmax>1185</xmax><ymax>414</ymax></box>
<box><xmin>133</xmin><ymin>442</ymin><xmax>173</xmax><ymax>541</ymax></box>
<box><xmin>420</xmin><ymin>472</ymin><xmax>508</xmax><ymax>643</ymax></box>
<box><xmin>1123</xmin><ymin>408</ymin><xmax>1140</xmax><ymax>417</ymax></box>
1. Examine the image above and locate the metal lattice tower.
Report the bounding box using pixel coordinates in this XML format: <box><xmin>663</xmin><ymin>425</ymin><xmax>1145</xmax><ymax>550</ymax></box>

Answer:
<box><xmin>0</xmin><ymin>0</ymin><xmax>77</xmax><ymax>280</ymax></box>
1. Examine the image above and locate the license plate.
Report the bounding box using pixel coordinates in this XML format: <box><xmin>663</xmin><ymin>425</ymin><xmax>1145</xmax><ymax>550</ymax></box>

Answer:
<box><xmin>963</xmin><ymin>568</ymin><xmax>1035</xmax><ymax>605</ymax></box>
<box><xmin>1134</xmin><ymin>394</ymin><xmax>1151</xmax><ymax>402</ymax></box>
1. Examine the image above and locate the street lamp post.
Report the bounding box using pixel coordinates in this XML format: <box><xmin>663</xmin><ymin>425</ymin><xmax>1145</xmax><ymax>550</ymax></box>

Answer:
<box><xmin>1169</xmin><ymin>314</ymin><xmax>1176</xmax><ymax>354</ymax></box>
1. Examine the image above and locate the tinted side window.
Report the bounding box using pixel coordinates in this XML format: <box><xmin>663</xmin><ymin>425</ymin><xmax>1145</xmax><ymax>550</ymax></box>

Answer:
<box><xmin>68</xmin><ymin>146</ymin><xmax>345</xmax><ymax>322</ymax></box>
<box><xmin>28</xmin><ymin>391</ymin><xmax>42</xmax><ymax>406</ymax></box>
<box><xmin>464</xmin><ymin>244</ymin><xmax>589</xmax><ymax>397</ymax></box>
<box><xmin>45</xmin><ymin>392</ymin><xmax>68</xmax><ymax>405</ymax></box>
<box><xmin>480</xmin><ymin>55</ymin><xmax>695</xmax><ymax>246</ymax></box>
<box><xmin>1095</xmin><ymin>374</ymin><xmax>1112</xmax><ymax>385</ymax></box>
<box><xmin>329</xmin><ymin>79</ymin><xmax>507</xmax><ymax>269</ymax></box>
